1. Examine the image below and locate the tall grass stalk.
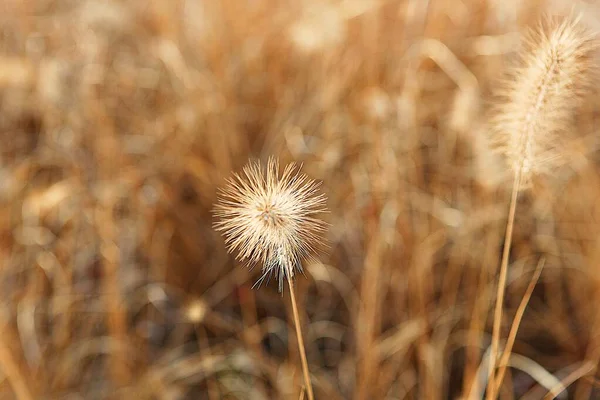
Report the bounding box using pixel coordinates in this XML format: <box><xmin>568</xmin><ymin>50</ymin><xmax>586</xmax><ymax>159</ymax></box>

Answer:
<box><xmin>213</xmin><ymin>157</ymin><xmax>327</xmax><ymax>399</ymax></box>
<box><xmin>288</xmin><ymin>279</ymin><xmax>314</xmax><ymax>400</ymax></box>
<box><xmin>486</xmin><ymin>168</ymin><xmax>521</xmax><ymax>400</ymax></box>
<box><xmin>487</xmin><ymin>16</ymin><xmax>597</xmax><ymax>398</ymax></box>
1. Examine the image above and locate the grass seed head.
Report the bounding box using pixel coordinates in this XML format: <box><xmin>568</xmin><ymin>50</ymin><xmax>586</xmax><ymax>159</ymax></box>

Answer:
<box><xmin>213</xmin><ymin>157</ymin><xmax>327</xmax><ymax>290</ymax></box>
<box><xmin>490</xmin><ymin>15</ymin><xmax>598</xmax><ymax>186</ymax></box>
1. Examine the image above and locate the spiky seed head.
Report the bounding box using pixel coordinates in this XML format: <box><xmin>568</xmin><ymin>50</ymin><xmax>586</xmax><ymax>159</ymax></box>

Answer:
<box><xmin>213</xmin><ymin>157</ymin><xmax>327</xmax><ymax>290</ymax></box>
<box><xmin>490</xmin><ymin>15</ymin><xmax>598</xmax><ymax>186</ymax></box>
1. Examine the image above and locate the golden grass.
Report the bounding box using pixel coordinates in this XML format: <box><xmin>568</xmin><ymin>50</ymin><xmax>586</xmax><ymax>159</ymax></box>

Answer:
<box><xmin>487</xmin><ymin>16</ymin><xmax>598</xmax><ymax>400</ymax></box>
<box><xmin>0</xmin><ymin>0</ymin><xmax>600</xmax><ymax>399</ymax></box>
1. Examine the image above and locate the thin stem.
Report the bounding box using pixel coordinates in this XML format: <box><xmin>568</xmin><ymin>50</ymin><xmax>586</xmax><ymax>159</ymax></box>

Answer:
<box><xmin>288</xmin><ymin>279</ymin><xmax>314</xmax><ymax>400</ymax></box>
<box><xmin>0</xmin><ymin>336</ymin><xmax>34</xmax><ymax>400</ymax></box>
<box><xmin>493</xmin><ymin>257</ymin><xmax>545</xmax><ymax>394</ymax></box>
<box><xmin>487</xmin><ymin>168</ymin><xmax>522</xmax><ymax>400</ymax></box>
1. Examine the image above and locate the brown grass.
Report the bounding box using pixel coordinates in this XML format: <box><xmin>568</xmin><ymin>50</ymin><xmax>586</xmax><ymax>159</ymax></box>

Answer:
<box><xmin>1</xmin><ymin>0</ymin><xmax>600</xmax><ymax>399</ymax></box>
<box><xmin>487</xmin><ymin>16</ymin><xmax>598</xmax><ymax>400</ymax></box>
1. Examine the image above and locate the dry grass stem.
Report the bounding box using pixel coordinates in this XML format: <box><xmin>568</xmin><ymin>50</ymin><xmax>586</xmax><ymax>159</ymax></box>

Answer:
<box><xmin>487</xmin><ymin>16</ymin><xmax>598</xmax><ymax>400</ymax></box>
<box><xmin>0</xmin><ymin>337</ymin><xmax>34</xmax><ymax>400</ymax></box>
<box><xmin>486</xmin><ymin>167</ymin><xmax>522</xmax><ymax>400</ymax></box>
<box><xmin>2</xmin><ymin>1</ymin><xmax>600</xmax><ymax>398</ymax></box>
<box><xmin>493</xmin><ymin>257</ymin><xmax>545</xmax><ymax>394</ymax></box>
<box><xmin>289</xmin><ymin>279</ymin><xmax>314</xmax><ymax>400</ymax></box>
<box><xmin>214</xmin><ymin>157</ymin><xmax>326</xmax><ymax>399</ymax></box>
<box><xmin>543</xmin><ymin>361</ymin><xmax>596</xmax><ymax>400</ymax></box>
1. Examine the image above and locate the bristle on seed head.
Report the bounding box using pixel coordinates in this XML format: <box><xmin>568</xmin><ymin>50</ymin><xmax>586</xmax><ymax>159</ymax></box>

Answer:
<box><xmin>213</xmin><ymin>157</ymin><xmax>328</xmax><ymax>291</ymax></box>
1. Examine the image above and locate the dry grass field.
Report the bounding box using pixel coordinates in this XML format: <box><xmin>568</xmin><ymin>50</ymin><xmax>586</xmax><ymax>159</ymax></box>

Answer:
<box><xmin>1</xmin><ymin>0</ymin><xmax>600</xmax><ymax>399</ymax></box>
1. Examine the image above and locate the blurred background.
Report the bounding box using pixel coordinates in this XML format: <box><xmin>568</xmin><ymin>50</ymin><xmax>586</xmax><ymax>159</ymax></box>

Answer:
<box><xmin>1</xmin><ymin>0</ymin><xmax>600</xmax><ymax>399</ymax></box>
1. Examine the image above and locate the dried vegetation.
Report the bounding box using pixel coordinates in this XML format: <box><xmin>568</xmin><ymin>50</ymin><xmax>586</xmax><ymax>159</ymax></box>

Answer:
<box><xmin>1</xmin><ymin>0</ymin><xmax>600</xmax><ymax>399</ymax></box>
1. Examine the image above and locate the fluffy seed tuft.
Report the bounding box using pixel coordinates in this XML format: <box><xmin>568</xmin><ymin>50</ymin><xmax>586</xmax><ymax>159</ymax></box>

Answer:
<box><xmin>213</xmin><ymin>157</ymin><xmax>327</xmax><ymax>290</ymax></box>
<box><xmin>490</xmin><ymin>15</ymin><xmax>598</xmax><ymax>185</ymax></box>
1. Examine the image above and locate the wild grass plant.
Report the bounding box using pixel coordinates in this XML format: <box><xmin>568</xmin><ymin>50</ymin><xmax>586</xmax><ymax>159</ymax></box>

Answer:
<box><xmin>0</xmin><ymin>1</ymin><xmax>600</xmax><ymax>399</ymax></box>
